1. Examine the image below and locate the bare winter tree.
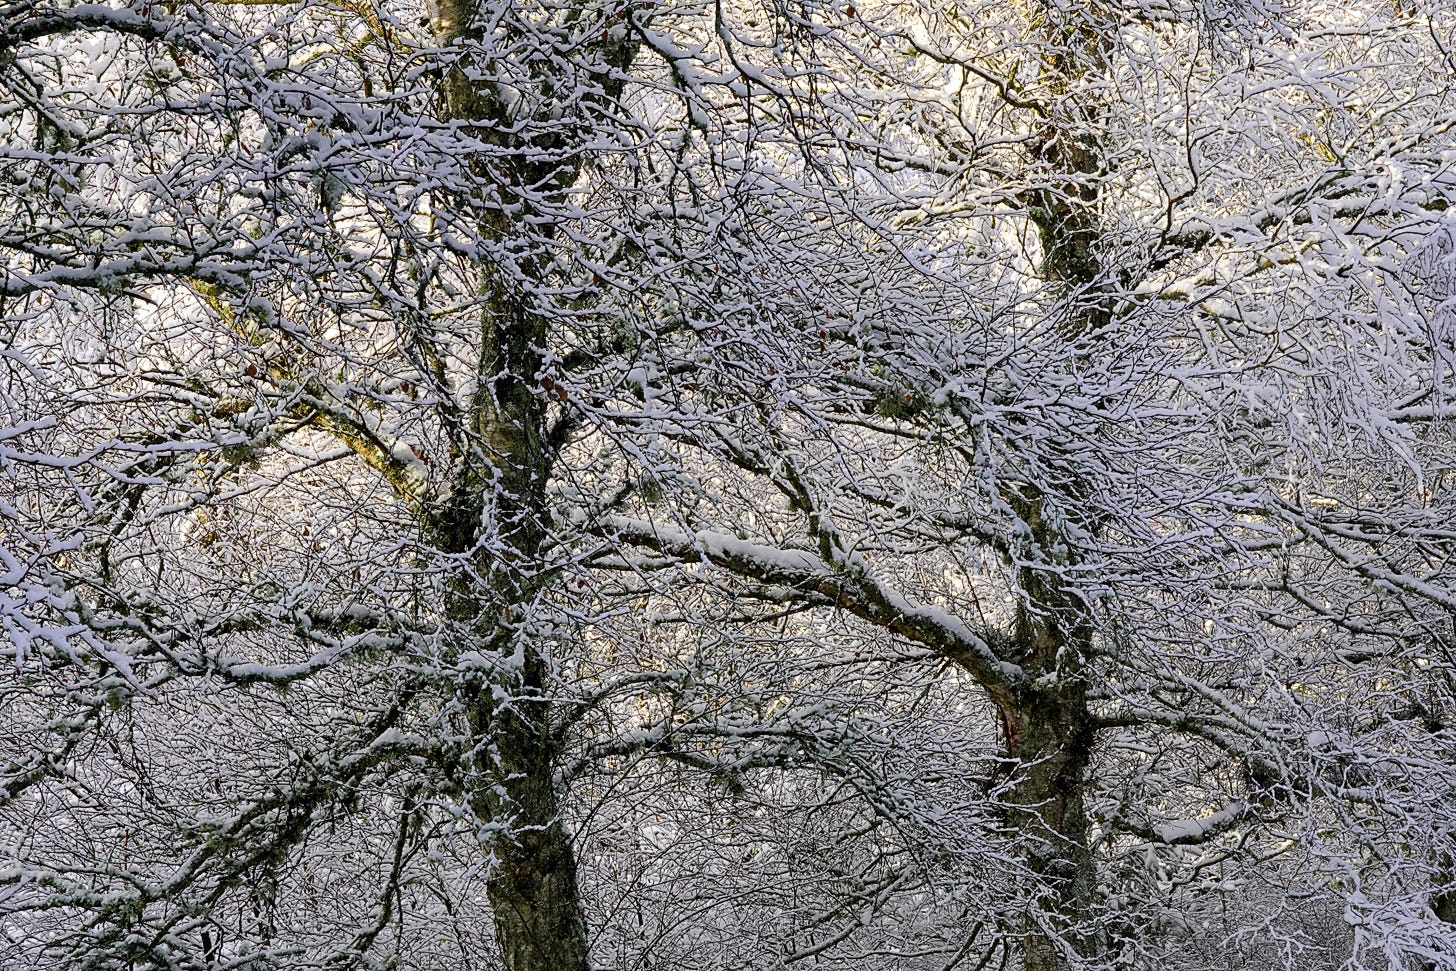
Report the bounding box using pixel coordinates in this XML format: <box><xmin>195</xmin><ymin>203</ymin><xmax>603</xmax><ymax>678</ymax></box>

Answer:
<box><xmin>594</xmin><ymin>1</ymin><xmax>1456</xmax><ymax>968</ymax></box>
<box><xmin>5</xmin><ymin>1</ymin><xmax>1456</xmax><ymax>971</ymax></box>
<box><xmin>2</xmin><ymin>0</ymin><xmax>671</xmax><ymax>967</ymax></box>
<box><xmin>0</xmin><ymin>0</ymin><xmax>1024</xmax><ymax>968</ymax></box>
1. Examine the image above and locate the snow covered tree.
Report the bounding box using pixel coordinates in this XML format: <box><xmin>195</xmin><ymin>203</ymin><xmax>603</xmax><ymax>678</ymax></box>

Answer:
<box><xmin>1</xmin><ymin>0</ymin><xmax>664</xmax><ymax>966</ymax></box>
<box><xmin>0</xmin><ymin>0</ymin><xmax>1018</xmax><ymax>968</ymax></box>
<box><xmin>596</xmin><ymin>0</ymin><xmax>1456</xmax><ymax>967</ymax></box>
<box><xmin>5</xmin><ymin>0</ymin><xmax>1456</xmax><ymax>970</ymax></box>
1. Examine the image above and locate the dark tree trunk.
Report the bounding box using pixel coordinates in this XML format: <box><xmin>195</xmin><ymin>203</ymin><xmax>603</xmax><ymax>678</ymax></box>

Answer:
<box><xmin>1006</xmin><ymin>13</ymin><xmax>1111</xmax><ymax>964</ymax></box>
<box><xmin>1003</xmin><ymin>686</ymin><xmax>1098</xmax><ymax>971</ymax></box>
<box><xmin>1000</xmin><ymin>494</ymin><xmax>1101</xmax><ymax>971</ymax></box>
<box><xmin>417</xmin><ymin>1</ymin><xmax>640</xmax><ymax>967</ymax></box>
<box><xmin>469</xmin><ymin>681</ymin><xmax>590</xmax><ymax>971</ymax></box>
<box><xmin>434</xmin><ymin>288</ymin><xmax>589</xmax><ymax>971</ymax></box>
<box><xmin>433</xmin><ymin>309</ymin><xmax>592</xmax><ymax>971</ymax></box>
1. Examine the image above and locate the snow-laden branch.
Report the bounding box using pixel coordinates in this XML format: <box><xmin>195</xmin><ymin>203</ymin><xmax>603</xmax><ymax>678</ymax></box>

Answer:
<box><xmin>1120</xmin><ymin>801</ymin><xmax>1255</xmax><ymax>847</ymax></box>
<box><xmin>598</xmin><ymin>513</ymin><xmax>1020</xmax><ymax>697</ymax></box>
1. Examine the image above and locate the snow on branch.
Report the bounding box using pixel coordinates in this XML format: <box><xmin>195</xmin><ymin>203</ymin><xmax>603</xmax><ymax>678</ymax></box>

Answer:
<box><xmin>598</xmin><ymin>513</ymin><xmax>1020</xmax><ymax>695</ymax></box>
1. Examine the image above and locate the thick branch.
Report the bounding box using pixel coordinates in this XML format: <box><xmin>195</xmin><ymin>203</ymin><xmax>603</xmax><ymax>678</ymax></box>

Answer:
<box><xmin>599</xmin><ymin>513</ymin><xmax>1020</xmax><ymax>700</ymax></box>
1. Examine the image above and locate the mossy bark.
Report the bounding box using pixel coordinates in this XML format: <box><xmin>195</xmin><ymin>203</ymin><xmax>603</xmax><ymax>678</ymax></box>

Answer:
<box><xmin>1004</xmin><ymin>10</ymin><xmax>1111</xmax><ymax>967</ymax></box>
<box><xmin>434</xmin><ymin>291</ymin><xmax>590</xmax><ymax>971</ymax></box>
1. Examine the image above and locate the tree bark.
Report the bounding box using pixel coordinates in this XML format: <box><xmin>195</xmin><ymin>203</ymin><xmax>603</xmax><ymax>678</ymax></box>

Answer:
<box><xmin>1004</xmin><ymin>10</ymin><xmax>1113</xmax><ymax>966</ymax></box>
<box><xmin>999</xmin><ymin>515</ymin><xmax>1100</xmax><ymax>971</ymax></box>
<box><xmin>421</xmin><ymin>253</ymin><xmax>587</xmax><ymax>971</ymax></box>
<box><xmin>422</xmin><ymin>1</ymin><xmax>621</xmax><ymax>965</ymax></box>
<box><xmin>437</xmin><ymin>293</ymin><xmax>591</xmax><ymax>971</ymax></box>
<box><xmin>469</xmin><ymin>671</ymin><xmax>590</xmax><ymax>971</ymax></box>
<box><xmin>1003</xmin><ymin>688</ymin><xmax>1098</xmax><ymax>971</ymax></box>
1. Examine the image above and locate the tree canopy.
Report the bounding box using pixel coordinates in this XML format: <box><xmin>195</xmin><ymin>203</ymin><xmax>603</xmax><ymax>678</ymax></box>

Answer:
<box><xmin>4</xmin><ymin>1</ymin><xmax>1456</xmax><ymax>969</ymax></box>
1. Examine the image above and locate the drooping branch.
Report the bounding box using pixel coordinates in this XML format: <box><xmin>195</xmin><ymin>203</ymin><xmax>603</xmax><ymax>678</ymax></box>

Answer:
<box><xmin>598</xmin><ymin>513</ymin><xmax>1019</xmax><ymax>703</ymax></box>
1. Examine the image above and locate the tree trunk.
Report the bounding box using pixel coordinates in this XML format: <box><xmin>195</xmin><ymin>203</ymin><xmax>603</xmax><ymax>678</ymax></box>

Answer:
<box><xmin>468</xmin><ymin>678</ymin><xmax>590</xmax><ymax>971</ymax></box>
<box><xmin>432</xmin><ymin>279</ymin><xmax>589</xmax><ymax>971</ymax></box>
<box><xmin>1000</xmin><ymin>494</ymin><xmax>1100</xmax><ymax>971</ymax></box>
<box><xmin>418</xmin><ymin>1</ymin><xmax>636</xmax><ymax>966</ymax></box>
<box><xmin>435</xmin><ymin>303</ymin><xmax>592</xmax><ymax>971</ymax></box>
<box><xmin>1006</xmin><ymin>9</ymin><xmax>1112</xmax><ymax>966</ymax></box>
<box><xmin>1003</xmin><ymin>687</ymin><xmax>1098</xmax><ymax>971</ymax></box>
